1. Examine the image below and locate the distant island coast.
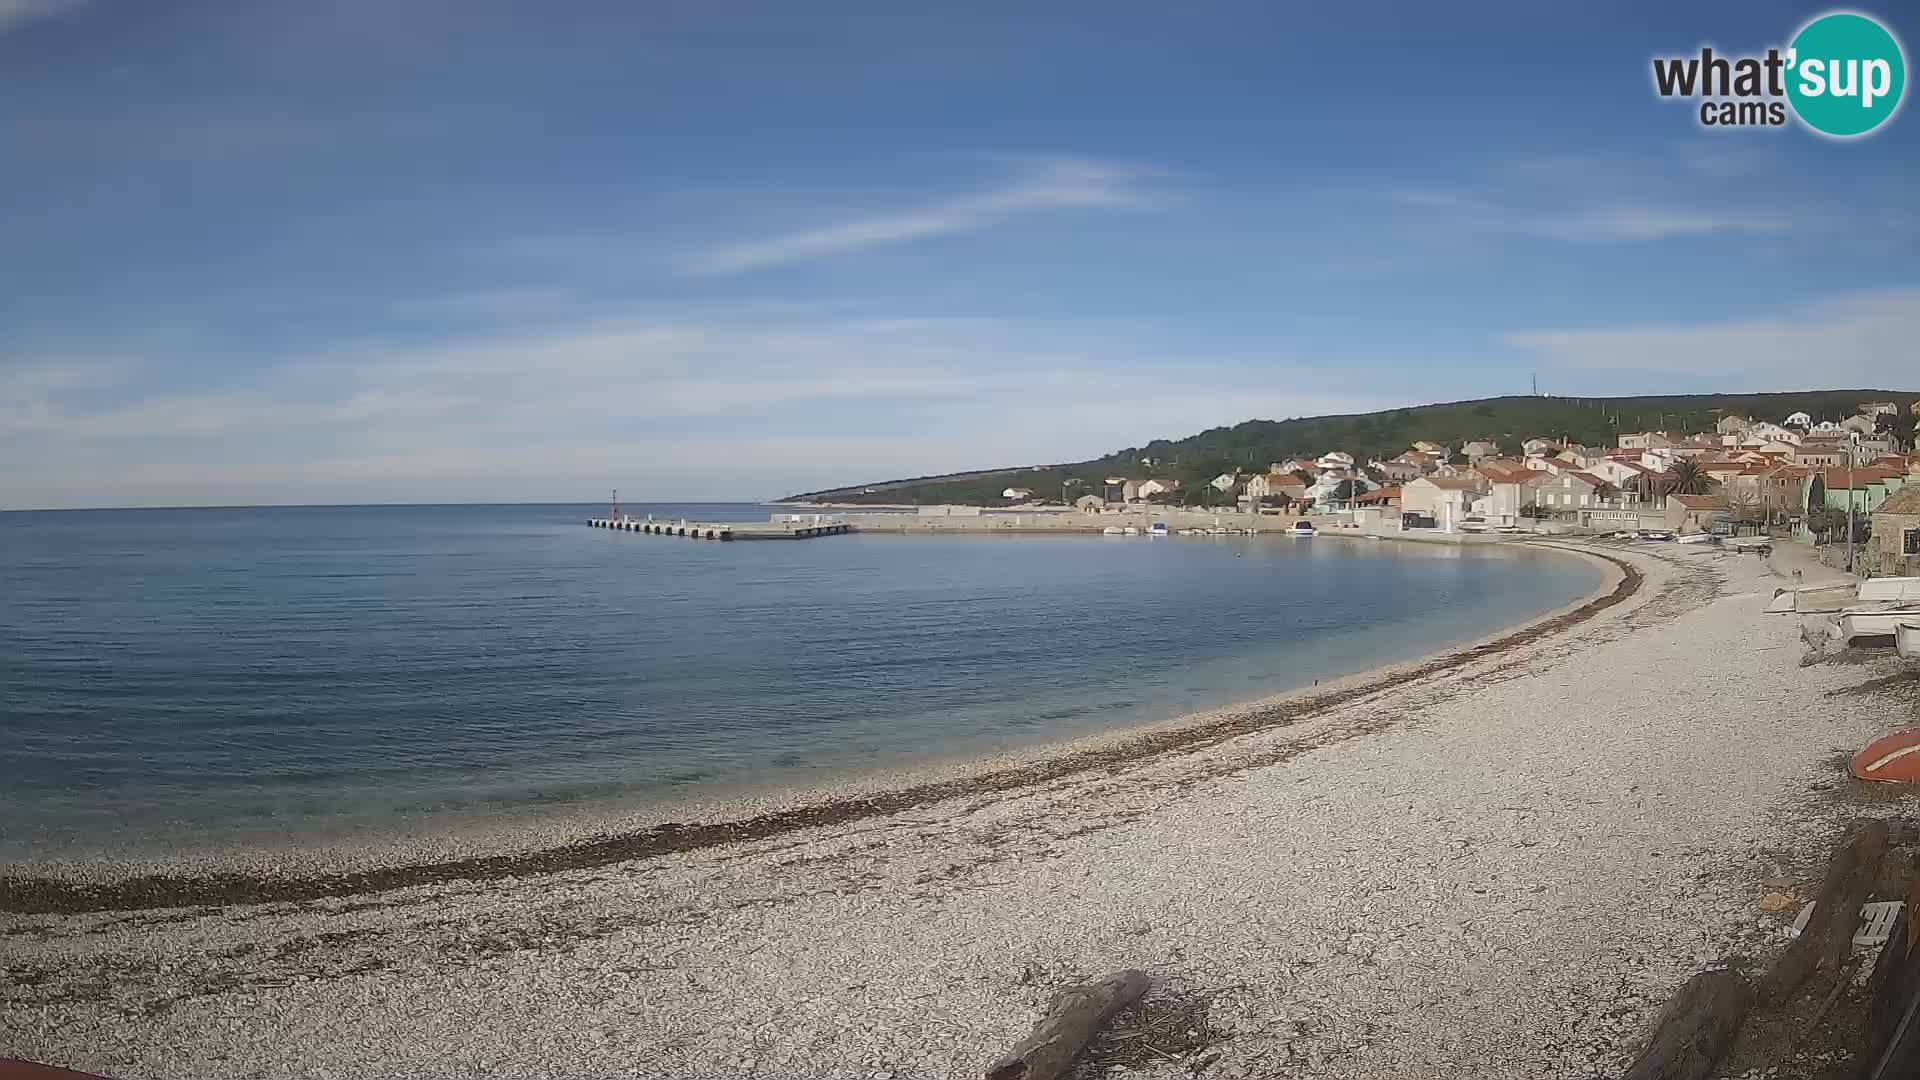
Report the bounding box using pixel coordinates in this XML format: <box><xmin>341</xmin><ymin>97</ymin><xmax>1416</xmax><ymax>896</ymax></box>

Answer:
<box><xmin>788</xmin><ymin>392</ymin><xmax>1920</xmax><ymax>558</ymax></box>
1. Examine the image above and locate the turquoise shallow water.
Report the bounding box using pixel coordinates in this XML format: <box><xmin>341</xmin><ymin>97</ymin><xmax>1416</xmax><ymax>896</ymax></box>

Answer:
<box><xmin>0</xmin><ymin>503</ymin><xmax>1601</xmax><ymax>860</ymax></box>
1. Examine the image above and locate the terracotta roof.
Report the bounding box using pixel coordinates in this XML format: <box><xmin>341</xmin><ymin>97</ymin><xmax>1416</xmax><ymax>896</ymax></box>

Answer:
<box><xmin>1670</xmin><ymin>494</ymin><xmax>1727</xmax><ymax>509</ymax></box>
<box><xmin>1561</xmin><ymin>471</ymin><xmax>1609</xmax><ymax>488</ymax></box>
<box><xmin>1477</xmin><ymin>463</ymin><xmax>1534</xmax><ymax>484</ymax></box>
<box><xmin>1820</xmin><ymin>467</ymin><xmax>1906</xmax><ymax>489</ymax></box>
<box><xmin>1876</xmin><ymin>486</ymin><xmax>1920</xmax><ymax>515</ymax></box>
<box><xmin>1416</xmin><ymin>475</ymin><xmax>1483</xmax><ymax>490</ymax></box>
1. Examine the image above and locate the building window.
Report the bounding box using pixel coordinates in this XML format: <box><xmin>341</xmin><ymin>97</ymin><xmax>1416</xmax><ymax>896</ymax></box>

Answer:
<box><xmin>1906</xmin><ymin>527</ymin><xmax>1920</xmax><ymax>556</ymax></box>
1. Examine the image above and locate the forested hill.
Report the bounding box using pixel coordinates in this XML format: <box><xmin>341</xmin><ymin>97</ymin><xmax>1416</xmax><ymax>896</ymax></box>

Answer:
<box><xmin>785</xmin><ymin>390</ymin><xmax>1918</xmax><ymax>506</ymax></box>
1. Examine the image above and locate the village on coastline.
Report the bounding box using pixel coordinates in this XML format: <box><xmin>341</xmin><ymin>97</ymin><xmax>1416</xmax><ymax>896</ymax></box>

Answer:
<box><xmin>973</xmin><ymin>399</ymin><xmax>1920</xmax><ymax>574</ymax></box>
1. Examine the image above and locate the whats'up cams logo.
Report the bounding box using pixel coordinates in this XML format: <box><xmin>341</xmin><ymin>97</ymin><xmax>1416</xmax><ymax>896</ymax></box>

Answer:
<box><xmin>1652</xmin><ymin>10</ymin><xmax>1906</xmax><ymax>137</ymax></box>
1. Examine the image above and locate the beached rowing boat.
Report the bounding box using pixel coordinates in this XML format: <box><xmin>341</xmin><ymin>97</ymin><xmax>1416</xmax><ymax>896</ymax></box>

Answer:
<box><xmin>1861</xmin><ymin>577</ymin><xmax>1920</xmax><ymax>604</ymax></box>
<box><xmin>1838</xmin><ymin>605</ymin><xmax>1920</xmax><ymax>645</ymax></box>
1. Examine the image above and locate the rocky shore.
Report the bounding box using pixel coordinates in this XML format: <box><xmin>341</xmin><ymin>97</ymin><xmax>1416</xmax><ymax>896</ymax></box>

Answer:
<box><xmin>5</xmin><ymin>541</ymin><xmax>1915</xmax><ymax>1079</ymax></box>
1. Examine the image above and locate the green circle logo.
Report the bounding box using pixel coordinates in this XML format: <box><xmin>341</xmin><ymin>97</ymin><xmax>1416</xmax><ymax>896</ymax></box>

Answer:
<box><xmin>1787</xmin><ymin>12</ymin><xmax>1906</xmax><ymax>137</ymax></box>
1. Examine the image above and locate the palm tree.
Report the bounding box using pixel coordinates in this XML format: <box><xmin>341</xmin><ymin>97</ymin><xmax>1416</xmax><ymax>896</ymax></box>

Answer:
<box><xmin>1666</xmin><ymin>458</ymin><xmax>1710</xmax><ymax>496</ymax></box>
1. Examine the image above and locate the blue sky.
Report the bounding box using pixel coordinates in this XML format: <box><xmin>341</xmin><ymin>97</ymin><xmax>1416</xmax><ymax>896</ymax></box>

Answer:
<box><xmin>1</xmin><ymin>0</ymin><xmax>1915</xmax><ymax>508</ymax></box>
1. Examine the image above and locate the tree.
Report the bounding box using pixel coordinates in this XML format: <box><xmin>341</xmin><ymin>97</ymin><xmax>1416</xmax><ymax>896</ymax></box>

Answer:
<box><xmin>1805</xmin><ymin>506</ymin><xmax>1861</xmax><ymax>542</ymax></box>
<box><xmin>1727</xmin><ymin>491</ymin><xmax>1765</xmax><ymax>528</ymax></box>
<box><xmin>1520</xmin><ymin>502</ymin><xmax>1550</xmax><ymax>520</ymax></box>
<box><xmin>1876</xmin><ymin>411</ymin><xmax>1917</xmax><ymax>453</ymax></box>
<box><xmin>1666</xmin><ymin>458</ymin><xmax>1711</xmax><ymax>496</ymax></box>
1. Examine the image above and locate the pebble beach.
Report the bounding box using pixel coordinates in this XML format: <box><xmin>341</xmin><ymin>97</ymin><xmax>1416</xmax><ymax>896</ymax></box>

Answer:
<box><xmin>5</xmin><ymin>540</ymin><xmax>1916</xmax><ymax>1079</ymax></box>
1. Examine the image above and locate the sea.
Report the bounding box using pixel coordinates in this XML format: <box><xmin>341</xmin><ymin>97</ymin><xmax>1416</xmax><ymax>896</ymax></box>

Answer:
<box><xmin>0</xmin><ymin>503</ymin><xmax>1603</xmax><ymax>862</ymax></box>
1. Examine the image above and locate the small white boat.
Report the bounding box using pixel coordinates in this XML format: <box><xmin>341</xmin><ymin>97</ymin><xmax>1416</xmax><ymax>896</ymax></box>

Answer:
<box><xmin>1287</xmin><ymin>521</ymin><xmax>1316</xmax><ymax>537</ymax></box>
<box><xmin>1838</xmin><ymin>605</ymin><xmax>1920</xmax><ymax>645</ymax></box>
<box><xmin>1861</xmin><ymin>577</ymin><xmax>1920</xmax><ymax>604</ymax></box>
<box><xmin>1123</xmin><ymin>526</ymin><xmax>1139</xmax><ymax>536</ymax></box>
<box><xmin>1148</xmin><ymin>522</ymin><xmax>1170</xmax><ymax>537</ymax></box>
<box><xmin>1101</xmin><ymin>526</ymin><xmax>1124</xmax><ymax>536</ymax></box>
<box><xmin>1675</xmin><ymin>533</ymin><xmax>1714</xmax><ymax>545</ymax></box>
<box><xmin>1898</xmin><ymin>621</ymin><xmax>1920</xmax><ymax>660</ymax></box>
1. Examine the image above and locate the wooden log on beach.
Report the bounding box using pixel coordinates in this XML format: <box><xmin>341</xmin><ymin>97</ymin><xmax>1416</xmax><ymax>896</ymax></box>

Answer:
<box><xmin>983</xmin><ymin>969</ymin><xmax>1151</xmax><ymax>1080</ymax></box>
<box><xmin>1760</xmin><ymin>820</ymin><xmax>1889</xmax><ymax>1005</ymax></box>
<box><xmin>1617</xmin><ymin>969</ymin><xmax>1751</xmax><ymax>1080</ymax></box>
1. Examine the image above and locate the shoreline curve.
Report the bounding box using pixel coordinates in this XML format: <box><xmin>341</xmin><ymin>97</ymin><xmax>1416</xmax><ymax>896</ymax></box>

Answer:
<box><xmin>0</xmin><ymin>541</ymin><xmax>1640</xmax><ymax>916</ymax></box>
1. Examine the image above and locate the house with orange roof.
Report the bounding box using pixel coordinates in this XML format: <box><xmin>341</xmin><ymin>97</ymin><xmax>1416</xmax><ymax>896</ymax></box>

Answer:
<box><xmin>1369</xmin><ymin>457</ymin><xmax>1424</xmax><ymax>483</ymax></box>
<box><xmin>1815</xmin><ymin>466</ymin><xmax>1909</xmax><ymax>516</ymax></box>
<box><xmin>1665</xmin><ymin>493</ymin><xmax>1729</xmax><ymax>534</ymax></box>
<box><xmin>1531</xmin><ymin>470</ymin><xmax>1615</xmax><ymax>516</ymax></box>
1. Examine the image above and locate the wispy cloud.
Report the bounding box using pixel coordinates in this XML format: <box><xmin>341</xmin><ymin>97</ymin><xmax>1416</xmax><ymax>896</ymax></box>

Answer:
<box><xmin>1392</xmin><ymin>189</ymin><xmax>1785</xmax><ymax>242</ymax></box>
<box><xmin>682</xmin><ymin>158</ymin><xmax>1157</xmax><ymax>276</ymax></box>
<box><xmin>1503</xmin><ymin>287</ymin><xmax>1920</xmax><ymax>385</ymax></box>
<box><xmin>0</xmin><ymin>309</ymin><xmax>1385</xmax><ymax>508</ymax></box>
<box><xmin>0</xmin><ymin>0</ymin><xmax>84</xmax><ymax>33</ymax></box>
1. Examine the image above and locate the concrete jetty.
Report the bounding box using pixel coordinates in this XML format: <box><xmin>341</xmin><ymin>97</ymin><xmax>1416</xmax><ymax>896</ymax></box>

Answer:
<box><xmin>587</xmin><ymin>517</ymin><xmax>853</xmax><ymax>541</ymax></box>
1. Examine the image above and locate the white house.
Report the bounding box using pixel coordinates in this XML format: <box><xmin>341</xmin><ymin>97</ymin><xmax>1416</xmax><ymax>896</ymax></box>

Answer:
<box><xmin>1306</xmin><ymin>469</ymin><xmax>1374</xmax><ymax>508</ymax></box>
<box><xmin>1210</xmin><ymin>472</ymin><xmax>1240</xmax><ymax>493</ymax></box>
<box><xmin>1460</xmin><ymin>439</ymin><xmax>1500</xmax><ymax>461</ymax></box>
<box><xmin>1522</xmin><ymin>438</ymin><xmax>1559</xmax><ymax>457</ymax></box>
<box><xmin>1002</xmin><ymin>487</ymin><xmax>1035</xmax><ymax>500</ymax></box>
<box><xmin>1369</xmin><ymin>458</ymin><xmax>1424</xmax><ymax>483</ymax></box>
<box><xmin>1785</xmin><ymin>411</ymin><xmax>1813</xmax><ymax>428</ymax></box>
<box><xmin>1136</xmin><ymin>478</ymin><xmax>1179</xmax><ymax>498</ymax></box>
<box><xmin>1532</xmin><ymin>471</ymin><xmax>1612</xmax><ymax>512</ymax></box>
<box><xmin>1587</xmin><ymin>458</ymin><xmax>1651</xmax><ymax>489</ymax></box>
<box><xmin>1400</xmin><ymin>475</ymin><xmax>1485</xmax><ymax>530</ymax></box>
<box><xmin>1476</xmin><ymin>464</ymin><xmax>1543</xmax><ymax>526</ymax></box>
<box><xmin>1245</xmin><ymin>474</ymin><xmax>1304</xmax><ymax>502</ymax></box>
<box><xmin>1743</xmin><ymin>421</ymin><xmax>1799</xmax><ymax>445</ymax></box>
<box><xmin>1315</xmin><ymin>451</ymin><xmax>1356</xmax><ymax>471</ymax></box>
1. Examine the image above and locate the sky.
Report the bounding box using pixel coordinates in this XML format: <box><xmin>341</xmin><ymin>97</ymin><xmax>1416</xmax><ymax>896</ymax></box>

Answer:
<box><xmin>1</xmin><ymin>0</ymin><xmax>1916</xmax><ymax>508</ymax></box>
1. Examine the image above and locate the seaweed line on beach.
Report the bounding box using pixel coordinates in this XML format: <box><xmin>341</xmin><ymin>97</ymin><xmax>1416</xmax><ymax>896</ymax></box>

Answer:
<box><xmin>0</xmin><ymin>546</ymin><xmax>1644</xmax><ymax>917</ymax></box>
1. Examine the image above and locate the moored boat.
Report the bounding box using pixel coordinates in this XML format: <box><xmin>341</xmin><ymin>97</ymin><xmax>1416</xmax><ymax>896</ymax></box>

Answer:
<box><xmin>1148</xmin><ymin>522</ymin><xmax>1170</xmax><ymax>537</ymax></box>
<box><xmin>1287</xmin><ymin>520</ymin><xmax>1315</xmax><ymax>537</ymax></box>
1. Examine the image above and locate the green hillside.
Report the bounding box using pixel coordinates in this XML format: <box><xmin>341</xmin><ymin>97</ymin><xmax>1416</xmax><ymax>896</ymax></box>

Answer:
<box><xmin>787</xmin><ymin>390</ymin><xmax>1919</xmax><ymax>506</ymax></box>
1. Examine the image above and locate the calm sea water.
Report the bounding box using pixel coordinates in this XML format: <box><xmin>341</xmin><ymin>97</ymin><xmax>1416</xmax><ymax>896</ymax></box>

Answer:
<box><xmin>0</xmin><ymin>503</ymin><xmax>1601</xmax><ymax>861</ymax></box>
